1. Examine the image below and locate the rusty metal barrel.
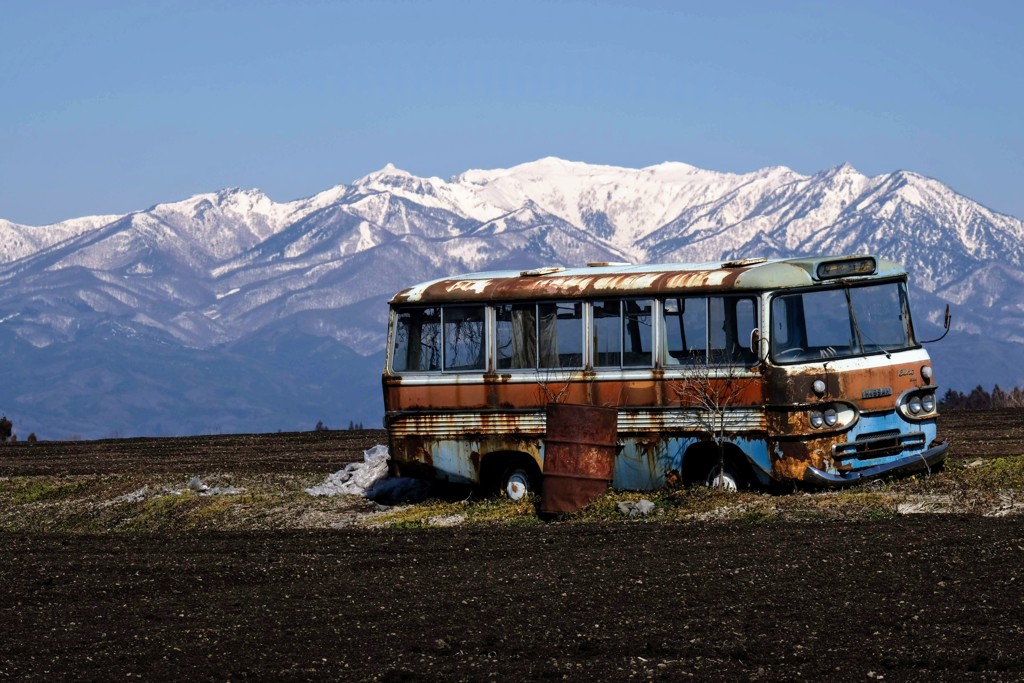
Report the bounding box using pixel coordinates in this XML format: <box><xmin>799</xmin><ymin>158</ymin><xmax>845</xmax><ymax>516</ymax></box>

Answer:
<box><xmin>540</xmin><ymin>403</ymin><xmax>618</xmax><ymax>515</ymax></box>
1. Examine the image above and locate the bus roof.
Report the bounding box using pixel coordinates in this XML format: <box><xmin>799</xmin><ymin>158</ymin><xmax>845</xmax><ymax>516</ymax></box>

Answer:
<box><xmin>390</xmin><ymin>254</ymin><xmax>906</xmax><ymax>305</ymax></box>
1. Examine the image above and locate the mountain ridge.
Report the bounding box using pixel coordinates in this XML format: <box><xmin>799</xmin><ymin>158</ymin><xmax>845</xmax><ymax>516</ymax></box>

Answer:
<box><xmin>2</xmin><ymin>157</ymin><xmax>1023</xmax><ymax>438</ymax></box>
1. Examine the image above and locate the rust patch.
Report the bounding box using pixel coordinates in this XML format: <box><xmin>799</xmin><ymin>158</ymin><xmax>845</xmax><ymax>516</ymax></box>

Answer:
<box><xmin>764</xmin><ymin>359</ymin><xmax>927</xmax><ymax>411</ymax></box>
<box><xmin>392</xmin><ymin>263</ymin><xmax>764</xmax><ymax>304</ymax></box>
<box><xmin>769</xmin><ymin>432</ymin><xmax>846</xmax><ymax>482</ymax></box>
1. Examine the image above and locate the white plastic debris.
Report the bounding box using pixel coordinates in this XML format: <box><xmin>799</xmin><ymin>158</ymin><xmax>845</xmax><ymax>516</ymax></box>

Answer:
<box><xmin>305</xmin><ymin>445</ymin><xmax>391</xmax><ymax>497</ymax></box>
<box><xmin>188</xmin><ymin>476</ymin><xmax>210</xmax><ymax>492</ymax></box>
<box><xmin>616</xmin><ymin>499</ymin><xmax>657</xmax><ymax>517</ymax></box>
<box><xmin>180</xmin><ymin>477</ymin><xmax>245</xmax><ymax>496</ymax></box>
<box><xmin>305</xmin><ymin>445</ymin><xmax>432</xmax><ymax>503</ymax></box>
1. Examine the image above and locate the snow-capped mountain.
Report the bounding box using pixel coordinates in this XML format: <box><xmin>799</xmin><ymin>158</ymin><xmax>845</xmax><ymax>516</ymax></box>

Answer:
<box><xmin>1</xmin><ymin>157</ymin><xmax>1022</xmax><ymax>438</ymax></box>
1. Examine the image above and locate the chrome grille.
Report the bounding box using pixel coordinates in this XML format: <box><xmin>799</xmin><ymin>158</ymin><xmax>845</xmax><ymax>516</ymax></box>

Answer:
<box><xmin>833</xmin><ymin>430</ymin><xmax>926</xmax><ymax>460</ymax></box>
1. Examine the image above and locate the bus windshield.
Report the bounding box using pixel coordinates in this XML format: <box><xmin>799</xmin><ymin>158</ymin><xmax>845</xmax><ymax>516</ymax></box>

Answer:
<box><xmin>770</xmin><ymin>281</ymin><xmax>915</xmax><ymax>363</ymax></box>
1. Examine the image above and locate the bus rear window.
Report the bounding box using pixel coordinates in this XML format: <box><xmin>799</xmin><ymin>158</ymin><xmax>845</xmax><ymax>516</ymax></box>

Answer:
<box><xmin>392</xmin><ymin>307</ymin><xmax>441</xmax><ymax>372</ymax></box>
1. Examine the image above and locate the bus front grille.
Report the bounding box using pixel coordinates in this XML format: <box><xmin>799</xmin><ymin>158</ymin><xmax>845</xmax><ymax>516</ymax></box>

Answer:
<box><xmin>833</xmin><ymin>430</ymin><xmax>926</xmax><ymax>460</ymax></box>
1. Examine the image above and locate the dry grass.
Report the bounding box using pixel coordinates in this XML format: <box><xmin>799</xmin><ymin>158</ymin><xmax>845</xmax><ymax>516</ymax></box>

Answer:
<box><xmin>3</xmin><ymin>452</ymin><xmax>1024</xmax><ymax>533</ymax></box>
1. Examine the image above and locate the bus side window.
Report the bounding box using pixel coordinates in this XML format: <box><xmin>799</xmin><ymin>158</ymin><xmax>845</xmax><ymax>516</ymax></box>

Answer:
<box><xmin>597</xmin><ymin>299</ymin><xmax>654</xmax><ymax>368</ymax></box>
<box><xmin>496</xmin><ymin>303</ymin><xmax>537</xmax><ymax>369</ymax></box>
<box><xmin>539</xmin><ymin>302</ymin><xmax>583</xmax><ymax>369</ymax></box>
<box><xmin>392</xmin><ymin>307</ymin><xmax>441</xmax><ymax>372</ymax></box>
<box><xmin>443</xmin><ymin>305</ymin><xmax>486</xmax><ymax>371</ymax></box>
<box><xmin>593</xmin><ymin>300</ymin><xmax>622</xmax><ymax>368</ymax></box>
<box><xmin>709</xmin><ymin>297</ymin><xmax>757</xmax><ymax>364</ymax></box>
<box><xmin>623</xmin><ymin>299</ymin><xmax>653</xmax><ymax>367</ymax></box>
<box><xmin>663</xmin><ymin>297</ymin><xmax>709</xmax><ymax>365</ymax></box>
<box><xmin>732</xmin><ymin>298</ymin><xmax>757</xmax><ymax>363</ymax></box>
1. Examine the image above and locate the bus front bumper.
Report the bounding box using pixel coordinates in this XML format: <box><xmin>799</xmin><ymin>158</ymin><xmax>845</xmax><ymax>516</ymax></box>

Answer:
<box><xmin>803</xmin><ymin>440</ymin><xmax>949</xmax><ymax>488</ymax></box>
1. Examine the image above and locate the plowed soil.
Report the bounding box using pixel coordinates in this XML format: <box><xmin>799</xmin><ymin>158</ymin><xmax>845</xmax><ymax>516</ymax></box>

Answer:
<box><xmin>0</xmin><ymin>429</ymin><xmax>382</xmax><ymax>476</ymax></box>
<box><xmin>2</xmin><ymin>410</ymin><xmax>1023</xmax><ymax>681</ymax></box>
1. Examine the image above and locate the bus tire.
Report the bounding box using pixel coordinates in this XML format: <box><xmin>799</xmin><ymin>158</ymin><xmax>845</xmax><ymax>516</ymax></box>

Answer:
<box><xmin>705</xmin><ymin>462</ymin><xmax>742</xmax><ymax>491</ymax></box>
<box><xmin>500</xmin><ymin>464</ymin><xmax>539</xmax><ymax>500</ymax></box>
<box><xmin>682</xmin><ymin>443</ymin><xmax>751</xmax><ymax>491</ymax></box>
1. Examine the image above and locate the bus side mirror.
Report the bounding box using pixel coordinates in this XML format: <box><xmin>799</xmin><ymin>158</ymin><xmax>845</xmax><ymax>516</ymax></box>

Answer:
<box><xmin>921</xmin><ymin>304</ymin><xmax>952</xmax><ymax>344</ymax></box>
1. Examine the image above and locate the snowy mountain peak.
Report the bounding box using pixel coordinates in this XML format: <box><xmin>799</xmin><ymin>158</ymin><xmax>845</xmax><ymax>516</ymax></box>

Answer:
<box><xmin>2</xmin><ymin>157</ymin><xmax>1024</xmax><ymax>437</ymax></box>
<box><xmin>820</xmin><ymin>162</ymin><xmax>861</xmax><ymax>177</ymax></box>
<box><xmin>352</xmin><ymin>163</ymin><xmax>445</xmax><ymax>201</ymax></box>
<box><xmin>151</xmin><ymin>187</ymin><xmax>272</xmax><ymax>215</ymax></box>
<box><xmin>354</xmin><ymin>163</ymin><xmax>420</xmax><ymax>186</ymax></box>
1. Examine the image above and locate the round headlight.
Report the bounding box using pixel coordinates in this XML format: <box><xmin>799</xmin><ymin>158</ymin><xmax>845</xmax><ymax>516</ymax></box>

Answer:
<box><xmin>810</xmin><ymin>411</ymin><xmax>824</xmax><ymax>429</ymax></box>
<box><xmin>824</xmin><ymin>407</ymin><xmax>838</xmax><ymax>426</ymax></box>
<box><xmin>921</xmin><ymin>365</ymin><xmax>933</xmax><ymax>381</ymax></box>
<box><xmin>813</xmin><ymin>380</ymin><xmax>826</xmax><ymax>396</ymax></box>
<box><xmin>908</xmin><ymin>396</ymin><xmax>923</xmax><ymax>414</ymax></box>
<box><xmin>921</xmin><ymin>394</ymin><xmax>936</xmax><ymax>413</ymax></box>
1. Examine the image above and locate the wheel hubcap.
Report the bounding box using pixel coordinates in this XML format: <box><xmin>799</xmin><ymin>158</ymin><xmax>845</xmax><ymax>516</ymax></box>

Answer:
<box><xmin>708</xmin><ymin>467</ymin><xmax>739</xmax><ymax>492</ymax></box>
<box><xmin>505</xmin><ymin>471</ymin><xmax>530</xmax><ymax>500</ymax></box>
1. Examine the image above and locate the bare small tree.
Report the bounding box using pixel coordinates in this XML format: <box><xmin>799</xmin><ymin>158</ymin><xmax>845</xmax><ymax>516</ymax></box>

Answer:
<box><xmin>535</xmin><ymin>367</ymin><xmax>575</xmax><ymax>404</ymax></box>
<box><xmin>0</xmin><ymin>416</ymin><xmax>11</xmax><ymax>444</ymax></box>
<box><xmin>673</xmin><ymin>350</ymin><xmax>758</xmax><ymax>490</ymax></box>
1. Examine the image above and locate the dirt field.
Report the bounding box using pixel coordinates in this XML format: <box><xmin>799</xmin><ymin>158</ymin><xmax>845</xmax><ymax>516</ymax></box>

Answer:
<box><xmin>0</xmin><ymin>429</ymin><xmax>382</xmax><ymax>476</ymax></box>
<box><xmin>1</xmin><ymin>410</ymin><xmax>1023</xmax><ymax>681</ymax></box>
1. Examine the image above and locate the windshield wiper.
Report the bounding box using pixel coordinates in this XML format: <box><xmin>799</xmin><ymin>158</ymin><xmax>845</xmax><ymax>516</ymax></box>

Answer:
<box><xmin>846</xmin><ymin>288</ymin><xmax>891</xmax><ymax>359</ymax></box>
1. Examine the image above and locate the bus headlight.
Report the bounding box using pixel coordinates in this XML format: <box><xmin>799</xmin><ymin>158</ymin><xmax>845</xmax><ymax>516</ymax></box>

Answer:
<box><xmin>907</xmin><ymin>396</ymin><xmax>923</xmax><ymax>415</ymax></box>
<box><xmin>897</xmin><ymin>388</ymin><xmax>938</xmax><ymax>420</ymax></box>
<box><xmin>806</xmin><ymin>404</ymin><xmax>855</xmax><ymax>430</ymax></box>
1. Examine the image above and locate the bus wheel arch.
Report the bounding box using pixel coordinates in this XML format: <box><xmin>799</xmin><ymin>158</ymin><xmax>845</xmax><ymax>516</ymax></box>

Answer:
<box><xmin>681</xmin><ymin>441</ymin><xmax>753</xmax><ymax>491</ymax></box>
<box><xmin>479</xmin><ymin>451</ymin><xmax>542</xmax><ymax>500</ymax></box>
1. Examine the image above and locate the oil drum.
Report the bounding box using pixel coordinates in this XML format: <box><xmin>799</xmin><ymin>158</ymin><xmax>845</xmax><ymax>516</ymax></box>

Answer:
<box><xmin>540</xmin><ymin>403</ymin><xmax>618</xmax><ymax>514</ymax></box>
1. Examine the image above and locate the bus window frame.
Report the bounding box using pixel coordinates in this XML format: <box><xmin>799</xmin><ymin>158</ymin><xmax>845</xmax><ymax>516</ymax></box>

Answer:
<box><xmin>390</xmin><ymin>304</ymin><xmax>487</xmax><ymax>374</ymax></box>
<box><xmin>767</xmin><ymin>279</ymin><xmax>921</xmax><ymax>366</ymax></box>
<box><xmin>493</xmin><ymin>300</ymin><xmax>586</xmax><ymax>372</ymax></box>
<box><xmin>592</xmin><ymin>298</ymin><xmax>655</xmax><ymax>370</ymax></box>
<box><xmin>661</xmin><ymin>294</ymin><xmax>759</xmax><ymax>368</ymax></box>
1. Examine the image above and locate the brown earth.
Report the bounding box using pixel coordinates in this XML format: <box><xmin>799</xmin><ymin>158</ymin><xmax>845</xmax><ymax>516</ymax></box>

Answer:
<box><xmin>0</xmin><ymin>429</ymin><xmax>382</xmax><ymax>476</ymax></box>
<box><xmin>1</xmin><ymin>410</ymin><xmax>1023</xmax><ymax>681</ymax></box>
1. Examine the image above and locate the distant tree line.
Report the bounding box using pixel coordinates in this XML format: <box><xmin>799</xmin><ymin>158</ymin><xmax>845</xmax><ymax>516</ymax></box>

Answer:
<box><xmin>0</xmin><ymin>415</ymin><xmax>37</xmax><ymax>444</ymax></box>
<box><xmin>940</xmin><ymin>385</ymin><xmax>1024</xmax><ymax>411</ymax></box>
<box><xmin>313</xmin><ymin>420</ymin><xmax>366</xmax><ymax>432</ymax></box>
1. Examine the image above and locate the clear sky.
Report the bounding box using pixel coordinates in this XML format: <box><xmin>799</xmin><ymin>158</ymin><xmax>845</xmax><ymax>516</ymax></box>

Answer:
<box><xmin>2</xmin><ymin>0</ymin><xmax>1022</xmax><ymax>225</ymax></box>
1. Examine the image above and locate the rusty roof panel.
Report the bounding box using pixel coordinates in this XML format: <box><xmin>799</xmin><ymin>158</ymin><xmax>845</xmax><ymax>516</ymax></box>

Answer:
<box><xmin>390</xmin><ymin>255</ymin><xmax>905</xmax><ymax>305</ymax></box>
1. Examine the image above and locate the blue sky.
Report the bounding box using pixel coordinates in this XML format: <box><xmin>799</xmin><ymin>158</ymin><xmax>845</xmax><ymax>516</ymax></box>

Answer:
<box><xmin>2</xmin><ymin>0</ymin><xmax>1022</xmax><ymax>225</ymax></box>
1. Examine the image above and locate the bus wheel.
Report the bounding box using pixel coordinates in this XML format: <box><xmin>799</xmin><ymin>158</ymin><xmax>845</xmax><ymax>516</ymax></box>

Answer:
<box><xmin>501</xmin><ymin>466</ymin><xmax>537</xmax><ymax>500</ymax></box>
<box><xmin>705</xmin><ymin>463</ymin><xmax>740</xmax><ymax>491</ymax></box>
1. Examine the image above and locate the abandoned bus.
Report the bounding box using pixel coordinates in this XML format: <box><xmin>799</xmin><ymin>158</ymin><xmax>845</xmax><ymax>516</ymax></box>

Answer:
<box><xmin>382</xmin><ymin>255</ymin><xmax>948</xmax><ymax>496</ymax></box>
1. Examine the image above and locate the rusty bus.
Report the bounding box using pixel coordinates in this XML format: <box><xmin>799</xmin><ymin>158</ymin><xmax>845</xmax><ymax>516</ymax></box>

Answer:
<box><xmin>382</xmin><ymin>255</ymin><xmax>949</xmax><ymax>497</ymax></box>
